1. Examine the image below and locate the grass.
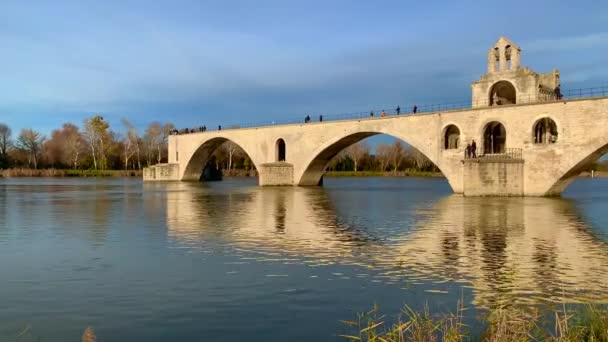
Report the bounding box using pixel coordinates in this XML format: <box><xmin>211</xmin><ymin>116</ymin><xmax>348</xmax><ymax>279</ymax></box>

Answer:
<box><xmin>325</xmin><ymin>170</ymin><xmax>444</xmax><ymax>178</ymax></box>
<box><xmin>340</xmin><ymin>303</ymin><xmax>608</xmax><ymax>341</ymax></box>
<box><xmin>0</xmin><ymin>168</ymin><xmax>142</xmax><ymax>178</ymax></box>
<box><xmin>15</xmin><ymin>326</ymin><xmax>97</xmax><ymax>342</ymax></box>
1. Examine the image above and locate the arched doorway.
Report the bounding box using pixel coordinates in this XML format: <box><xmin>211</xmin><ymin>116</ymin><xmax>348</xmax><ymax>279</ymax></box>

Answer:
<box><xmin>489</xmin><ymin>81</ymin><xmax>516</xmax><ymax>106</ymax></box>
<box><xmin>483</xmin><ymin>122</ymin><xmax>506</xmax><ymax>154</ymax></box>
<box><xmin>276</xmin><ymin>138</ymin><xmax>286</xmax><ymax>161</ymax></box>
<box><xmin>444</xmin><ymin>125</ymin><xmax>460</xmax><ymax>149</ymax></box>
<box><xmin>533</xmin><ymin>118</ymin><xmax>558</xmax><ymax>144</ymax></box>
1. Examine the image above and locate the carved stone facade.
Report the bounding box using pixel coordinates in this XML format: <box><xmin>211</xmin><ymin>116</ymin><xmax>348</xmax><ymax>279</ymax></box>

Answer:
<box><xmin>472</xmin><ymin>37</ymin><xmax>560</xmax><ymax>107</ymax></box>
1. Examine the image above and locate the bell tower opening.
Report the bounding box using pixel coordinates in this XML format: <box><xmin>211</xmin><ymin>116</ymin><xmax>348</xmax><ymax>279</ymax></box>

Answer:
<box><xmin>489</xmin><ymin>81</ymin><xmax>516</xmax><ymax>106</ymax></box>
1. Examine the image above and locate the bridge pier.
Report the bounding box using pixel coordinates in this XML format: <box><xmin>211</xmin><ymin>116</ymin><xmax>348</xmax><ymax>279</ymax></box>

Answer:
<box><xmin>143</xmin><ymin>163</ymin><xmax>180</xmax><ymax>181</ymax></box>
<box><xmin>258</xmin><ymin>162</ymin><xmax>295</xmax><ymax>186</ymax></box>
<box><xmin>463</xmin><ymin>159</ymin><xmax>524</xmax><ymax>196</ymax></box>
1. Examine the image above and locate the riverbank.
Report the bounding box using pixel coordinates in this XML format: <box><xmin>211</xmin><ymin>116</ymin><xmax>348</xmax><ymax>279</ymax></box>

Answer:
<box><xmin>0</xmin><ymin>168</ymin><xmax>142</xmax><ymax>178</ymax></box>
<box><xmin>325</xmin><ymin>170</ymin><xmax>444</xmax><ymax>177</ymax></box>
<box><xmin>340</xmin><ymin>303</ymin><xmax>608</xmax><ymax>341</ymax></box>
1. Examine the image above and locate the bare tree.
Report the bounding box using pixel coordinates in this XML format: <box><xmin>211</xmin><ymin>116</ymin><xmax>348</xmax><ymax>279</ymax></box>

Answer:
<box><xmin>144</xmin><ymin>122</ymin><xmax>162</xmax><ymax>166</ymax></box>
<box><xmin>16</xmin><ymin>128</ymin><xmax>45</xmax><ymax>169</ymax></box>
<box><xmin>388</xmin><ymin>141</ymin><xmax>405</xmax><ymax>173</ymax></box>
<box><xmin>345</xmin><ymin>141</ymin><xmax>370</xmax><ymax>172</ymax></box>
<box><xmin>121</xmin><ymin>119</ymin><xmax>139</xmax><ymax>169</ymax></box>
<box><xmin>222</xmin><ymin>141</ymin><xmax>239</xmax><ymax>171</ymax></box>
<box><xmin>0</xmin><ymin>123</ymin><xmax>12</xmax><ymax>167</ymax></box>
<box><xmin>375</xmin><ymin>144</ymin><xmax>392</xmax><ymax>172</ymax></box>
<box><xmin>407</xmin><ymin>147</ymin><xmax>432</xmax><ymax>170</ymax></box>
<box><xmin>83</xmin><ymin>115</ymin><xmax>110</xmax><ymax>169</ymax></box>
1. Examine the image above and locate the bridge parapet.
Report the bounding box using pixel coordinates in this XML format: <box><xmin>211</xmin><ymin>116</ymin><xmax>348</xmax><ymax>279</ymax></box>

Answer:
<box><xmin>463</xmin><ymin>148</ymin><xmax>523</xmax><ymax>163</ymax></box>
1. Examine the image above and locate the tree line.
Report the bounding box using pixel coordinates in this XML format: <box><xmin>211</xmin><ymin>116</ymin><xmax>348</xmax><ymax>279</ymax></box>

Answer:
<box><xmin>0</xmin><ymin>116</ymin><xmax>174</xmax><ymax>170</ymax></box>
<box><xmin>328</xmin><ymin>141</ymin><xmax>438</xmax><ymax>173</ymax></box>
<box><xmin>0</xmin><ymin>117</ymin><xmax>438</xmax><ymax>173</ymax></box>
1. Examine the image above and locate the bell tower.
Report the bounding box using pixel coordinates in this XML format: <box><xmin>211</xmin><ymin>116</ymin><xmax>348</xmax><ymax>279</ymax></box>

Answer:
<box><xmin>472</xmin><ymin>37</ymin><xmax>560</xmax><ymax>108</ymax></box>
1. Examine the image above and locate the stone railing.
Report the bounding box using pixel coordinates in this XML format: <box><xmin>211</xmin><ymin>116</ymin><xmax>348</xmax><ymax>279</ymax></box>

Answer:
<box><xmin>463</xmin><ymin>148</ymin><xmax>523</xmax><ymax>162</ymax></box>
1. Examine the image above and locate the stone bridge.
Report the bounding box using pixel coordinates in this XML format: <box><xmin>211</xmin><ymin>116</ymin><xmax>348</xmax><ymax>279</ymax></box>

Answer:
<box><xmin>144</xmin><ymin>37</ymin><xmax>608</xmax><ymax>197</ymax></box>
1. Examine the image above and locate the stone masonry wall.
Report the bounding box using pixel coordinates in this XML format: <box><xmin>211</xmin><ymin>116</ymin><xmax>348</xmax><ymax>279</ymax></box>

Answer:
<box><xmin>143</xmin><ymin>163</ymin><xmax>180</xmax><ymax>181</ymax></box>
<box><xmin>463</xmin><ymin>160</ymin><xmax>524</xmax><ymax>196</ymax></box>
<box><xmin>258</xmin><ymin>162</ymin><xmax>294</xmax><ymax>186</ymax></box>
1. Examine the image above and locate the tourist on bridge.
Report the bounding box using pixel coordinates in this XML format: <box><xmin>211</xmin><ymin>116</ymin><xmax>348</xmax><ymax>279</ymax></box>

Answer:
<box><xmin>396</xmin><ymin>106</ymin><xmax>401</xmax><ymax>115</ymax></box>
<box><xmin>218</xmin><ymin>125</ymin><xmax>222</xmax><ymax>131</ymax></box>
<box><xmin>465</xmin><ymin>143</ymin><xmax>471</xmax><ymax>159</ymax></box>
<box><xmin>471</xmin><ymin>140</ymin><xmax>477</xmax><ymax>158</ymax></box>
<box><xmin>555</xmin><ymin>85</ymin><xmax>562</xmax><ymax>100</ymax></box>
<box><xmin>369</xmin><ymin>111</ymin><xmax>374</xmax><ymax>117</ymax></box>
<box><xmin>319</xmin><ymin>114</ymin><xmax>323</xmax><ymax>122</ymax></box>
<box><xmin>381</xmin><ymin>110</ymin><xmax>386</xmax><ymax>117</ymax></box>
<box><xmin>305</xmin><ymin>115</ymin><xmax>310</xmax><ymax>123</ymax></box>
<box><xmin>412</xmin><ymin>105</ymin><xmax>418</xmax><ymax>114</ymax></box>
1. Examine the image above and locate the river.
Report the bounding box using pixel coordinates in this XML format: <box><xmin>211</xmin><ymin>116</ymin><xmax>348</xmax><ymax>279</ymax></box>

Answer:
<box><xmin>1</xmin><ymin>177</ymin><xmax>607</xmax><ymax>341</ymax></box>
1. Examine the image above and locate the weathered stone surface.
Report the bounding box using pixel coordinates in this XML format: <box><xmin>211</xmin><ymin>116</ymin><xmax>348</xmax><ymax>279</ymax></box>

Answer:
<box><xmin>143</xmin><ymin>163</ymin><xmax>179</xmax><ymax>181</ymax></box>
<box><xmin>258</xmin><ymin>162</ymin><xmax>294</xmax><ymax>186</ymax></box>
<box><xmin>463</xmin><ymin>160</ymin><xmax>524</xmax><ymax>196</ymax></box>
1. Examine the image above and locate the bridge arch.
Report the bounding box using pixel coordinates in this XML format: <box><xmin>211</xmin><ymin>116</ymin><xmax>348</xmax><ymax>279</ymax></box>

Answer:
<box><xmin>546</xmin><ymin>140</ymin><xmax>608</xmax><ymax>195</ymax></box>
<box><xmin>296</xmin><ymin>131</ymin><xmax>453</xmax><ymax>190</ymax></box>
<box><xmin>181</xmin><ymin>136</ymin><xmax>259</xmax><ymax>181</ymax></box>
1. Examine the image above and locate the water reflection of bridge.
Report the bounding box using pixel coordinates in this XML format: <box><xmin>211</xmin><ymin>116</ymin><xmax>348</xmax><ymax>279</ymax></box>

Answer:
<box><xmin>161</xmin><ymin>182</ymin><xmax>608</xmax><ymax>308</ymax></box>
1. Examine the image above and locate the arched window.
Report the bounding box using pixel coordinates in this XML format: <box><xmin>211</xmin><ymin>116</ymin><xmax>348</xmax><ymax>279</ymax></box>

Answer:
<box><xmin>444</xmin><ymin>125</ymin><xmax>460</xmax><ymax>149</ymax></box>
<box><xmin>489</xmin><ymin>81</ymin><xmax>516</xmax><ymax>106</ymax></box>
<box><xmin>483</xmin><ymin>122</ymin><xmax>506</xmax><ymax>154</ymax></box>
<box><xmin>276</xmin><ymin>138</ymin><xmax>286</xmax><ymax>161</ymax></box>
<box><xmin>533</xmin><ymin>118</ymin><xmax>558</xmax><ymax>144</ymax></box>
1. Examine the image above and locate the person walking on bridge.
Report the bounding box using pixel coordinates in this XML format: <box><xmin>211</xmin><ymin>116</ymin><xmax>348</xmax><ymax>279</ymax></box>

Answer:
<box><xmin>369</xmin><ymin>111</ymin><xmax>374</xmax><ymax>117</ymax></box>
<box><xmin>471</xmin><ymin>140</ymin><xmax>477</xmax><ymax>158</ymax></box>
<box><xmin>412</xmin><ymin>105</ymin><xmax>417</xmax><ymax>114</ymax></box>
<box><xmin>319</xmin><ymin>114</ymin><xmax>323</xmax><ymax>122</ymax></box>
<box><xmin>381</xmin><ymin>110</ymin><xmax>386</xmax><ymax>117</ymax></box>
<box><xmin>305</xmin><ymin>115</ymin><xmax>310</xmax><ymax>123</ymax></box>
<box><xmin>465</xmin><ymin>143</ymin><xmax>471</xmax><ymax>159</ymax></box>
<box><xmin>396</xmin><ymin>106</ymin><xmax>401</xmax><ymax>115</ymax></box>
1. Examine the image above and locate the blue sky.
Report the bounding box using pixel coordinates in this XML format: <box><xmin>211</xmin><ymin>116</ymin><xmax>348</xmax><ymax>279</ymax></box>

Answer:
<box><xmin>0</xmin><ymin>0</ymin><xmax>607</xmax><ymax>136</ymax></box>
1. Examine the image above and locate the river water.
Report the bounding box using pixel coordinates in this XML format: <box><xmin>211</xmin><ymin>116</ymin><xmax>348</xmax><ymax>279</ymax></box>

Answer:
<box><xmin>1</xmin><ymin>177</ymin><xmax>608</xmax><ymax>341</ymax></box>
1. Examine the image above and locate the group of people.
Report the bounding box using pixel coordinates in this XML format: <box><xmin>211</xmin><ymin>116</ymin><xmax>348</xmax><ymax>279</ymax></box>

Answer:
<box><xmin>175</xmin><ymin>103</ymin><xmax>425</xmax><ymax>134</ymax></box>
<box><xmin>304</xmin><ymin>115</ymin><xmax>323</xmax><ymax>123</ymax></box>
<box><xmin>465</xmin><ymin>140</ymin><xmax>477</xmax><ymax>158</ymax></box>
<box><xmin>369</xmin><ymin>105</ymin><xmax>417</xmax><ymax>118</ymax></box>
<box><xmin>172</xmin><ymin>125</ymin><xmax>223</xmax><ymax>135</ymax></box>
